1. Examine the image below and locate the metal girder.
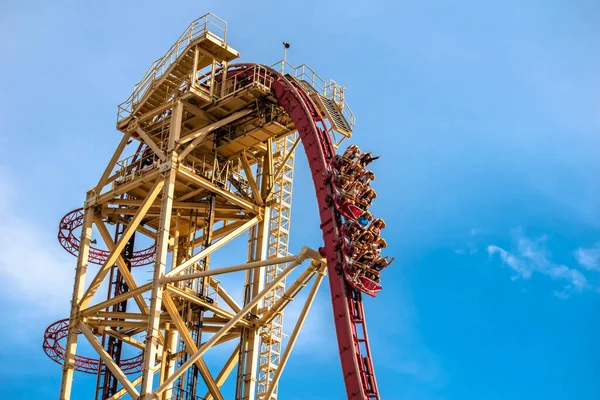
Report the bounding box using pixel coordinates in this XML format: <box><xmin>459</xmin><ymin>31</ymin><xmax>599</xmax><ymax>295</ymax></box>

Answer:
<box><xmin>165</xmin><ymin>285</ymin><xmax>251</xmax><ymax>327</ymax></box>
<box><xmin>135</xmin><ymin>125</ymin><xmax>167</xmax><ymax>161</ymax></box>
<box><xmin>95</xmin><ymin>132</ymin><xmax>132</xmax><ymax>194</ymax></box>
<box><xmin>82</xmin><ymin>283</ymin><xmax>152</xmax><ymax>316</ymax></box>
<box><xmin>97</xmin><ymin>168</ymin><xmax>161</xmax><ymax>206</ymax></box>
<box><xmin>154</xmin><ymin>250</ymin><xmax>314</xmax><ymax>395</ymax></box>
<box><xmin>79</xmin><ymin>322</ymin><xmax>140</xmax><ymax>399</ymax></box>
<box><xmin>162</xmin><ymin>292</ymin><xmax>225</xmax><ymax>400</ymax></box>
<box><xmin>80</xmin><ymin>178</ymin><xmax>164</xmax><ymax>308</ymax></box>
<box><xmin>162</xmin><ymin>254</ymin><xmax>299</xmax><ymax>284</ymax></box>
<box><xmin>177</xmin><ymin>166</ymin><xmax>261</xmax><ymax>213</ymax></box>
<box><xmin>59</xmin><ymin>198</ymin><xmax>94</xmax><ymax>400</ymax></box>
<box><xmin>203</xmin><ymin>344</ymin><xmax>241</xmax><ymax>400</ymax></box>
<box><xmin>240</xmin><ymin>152</ymin><xmax>263</xmax><ymax>205</ymax></box>
<box><xmin>140</xmin><ymin>165</ymin><xmax>178</xmax><ymax>396</ymax></box>
<box><xmin>94</xmin><ymin>217</ymin><xmax>150</xmax><ymax>314</ymax></box>
<box><xmin>178</xmin><ymin>109</ymin><xmax>253</xmax><ymax>160</ymax></box>
<box><xmin>209</xmin><ymin>277</ymin><xmax>241</xmax><ymax>313</ymax></box>
<box><xmin>166</xmin><ymin>217</ymin><xmax>260</xmax><ymax>278</ymax></box>
<box><xmin>263</xmin><ymin>264</ymin><xmax>327</xmax><ymax>399</ymax></box>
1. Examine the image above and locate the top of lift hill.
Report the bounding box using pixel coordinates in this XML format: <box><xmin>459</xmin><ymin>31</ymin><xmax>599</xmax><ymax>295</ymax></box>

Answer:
<box><xmin>116</xmin><ymin>13</ymin><xmax>354</xmax><ymax>137</ymax></box>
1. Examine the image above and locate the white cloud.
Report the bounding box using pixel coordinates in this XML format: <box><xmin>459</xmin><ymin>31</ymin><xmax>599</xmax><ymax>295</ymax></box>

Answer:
<box><xmin>0</xmin><ymin>171</ymin><xmax>73</xmax><ymax>315</ymax></box>
<box><xmin>487</xmin><ymin>228</ymin><xmax>590</xmax><ymax>297</ymax></box>
<box><xmin>0</xmin><ymin>169</ymin><xmax>79</xmax><ymax>350</ymax></box>
<box><xmin>574</xmin><ymin>245</ymin><xmax>600</xmax><ymax>271</ymax></box>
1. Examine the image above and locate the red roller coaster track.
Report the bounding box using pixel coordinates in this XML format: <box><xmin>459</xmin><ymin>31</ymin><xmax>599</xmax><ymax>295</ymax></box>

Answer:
<box><xmin>58</xmin><ymin>208</ymin><xmax>156</xmax><ymax>267</ymax></box>
<box><xmin>258</xmin><ymin>64</ymin><xmax>380</xmax><ymax>399</ymax></box>
<box><xmin>45</xmin><ymin>63</ymin><xmax>380</xmax><ymax>399</ymax></box>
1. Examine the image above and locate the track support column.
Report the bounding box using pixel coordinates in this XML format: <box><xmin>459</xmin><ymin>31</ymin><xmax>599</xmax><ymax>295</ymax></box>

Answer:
<box><xmin>140</xmin><ymin>100</ymin><xmax>182</xmax><ymax>399</ymax></box>
<box><xmin>60</xmin><ymin>193</ymin><xmax>95</xmax><ymax>400</ymax></box>
<box><xmin>238</xmin><ymin>150</ymin><xmax>272</xmax><ymax>399</ymax></box>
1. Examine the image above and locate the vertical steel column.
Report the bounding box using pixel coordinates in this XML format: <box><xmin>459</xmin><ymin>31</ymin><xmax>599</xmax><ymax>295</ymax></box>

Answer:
<box><xmin>163</xmin><ymin>214</ymin><xmax>181</xmax><ymax>400</ymax></box>
<box><xmin>237</xmin><ymin>146</ymin><xmax>273</xmax><ymax>400</ymax></box>
<box><xmin>257</xmin><ymin>133</ymin><xmax>297</xmax><ymax>399</ymax></box>
<box><xmin>140</xmin><ymin>100</ymin><xmax>182</xmax><ymax>398</ymax></box>
<box><xmin>59</xmin><ymin>193</ymin><xmax>94</xmax><ymax>400</ymax></box>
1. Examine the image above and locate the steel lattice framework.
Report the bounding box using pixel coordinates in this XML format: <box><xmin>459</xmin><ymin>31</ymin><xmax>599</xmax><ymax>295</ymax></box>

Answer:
<box><xmin>257</xmin><ymin>133</ymin><xmax>297</xmax><ymax>398</ymax></box>
<box><xmin>43</xmin><ymin>12</ymin><xmax>389</xmax><ymax>400</ymax></box>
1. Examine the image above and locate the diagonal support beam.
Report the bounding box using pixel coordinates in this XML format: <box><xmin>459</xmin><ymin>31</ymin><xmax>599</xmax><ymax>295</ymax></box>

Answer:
<box><xmin>263</xmin><ymin>263</ymin><xmax>327</xmax><ymax>399</ymax></box>
<box><xmin>209</xmin><ymin>278</ymin><xmax>241</xmax><ymax>313</ymax></box>
<box><xmin>240</xmin><ymin>152</ymin><xmax>263</xmax><ymax>206</ymax></box>
<box><xmin>163</xmin><ymin>252</ymin><xmax>297</xmax><ymax>284</ymax></box>
<box><xmin>102</xmin><ymin>327</ymin><xmax>146</xmax><ymax>350</ymax></box>
<box><xmin>162</xmin><ymin>292</ymin><xmax>225</xmax><ymax>400</ymax></box>
<box><xmin>258</xmin><ymin>258</ymin><xmax>321</xmax><ymax>325</ymax></box>
<box><xmin>177</xmin><ymin>167</ymin><xmax>260</xmax><ymax>213</ymax></box>
<box><xmin>95</xmin><ymin>132</ymin><xmax>132</xmax><ymax>193</ymax></box>
<box><xmin>80</xmin><ymin>178</ymin><xmax>164</xmax><ymax>308</ymax></box>
<box><xmin>266</xmin><ymin>137</ymin><xmax>300</xmax><ymax>200</ymax></box>
<box><xmin>79</xmin><ymin>322</ymin><xmax>140</xmax><ymax>399</ymax></box>
<box><xmin>135</xmin><ymin>126</ymin><xmax>166</xmax><ymax>161</ymax></box>
<box><xmin>203</xmin><ymin>344</ymin><xmax>241</xmax><ymax>400</ymax></box>
<box><xmin>94</xmin><ymin>217</ymin><xmax>150</xmax><ymax>314</ymax></box>
<box><xmin>165</xmin><ymin>285</ymin><xmax>250</xmax><ymax>327</ymax></box>
<box><xmin>178</xmin><ymin>108</ymin><xmax>252</xmax><ymax>153</ymax></box>
<box><xmin>106</xmin><ymin>374</ymin><xmax>143</xmax><ymax>400</ymax></box>
<box><xmin>165</xmin><ymin>217</ymin><xmax>260</xmax><ymax>278</ymax></box>
<box><xmin>155</xmin><ymin>250</ymin><xmax>317</xmax><ymax>395</ymax></box>
<box><xmin>82</xmin><ymin>283</ymin><xmax>152</xmax><ymax>316</ymax></box>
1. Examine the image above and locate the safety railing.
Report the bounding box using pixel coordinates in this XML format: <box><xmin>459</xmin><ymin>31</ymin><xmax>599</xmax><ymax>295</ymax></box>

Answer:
<box><xmin>113</xmin><ymin>151</ymin><xmax>160</xmax><ymax>185</ymax></box>
<box><xmin>211</xmin><ymin>64</ymin><xmax>274</xmax><ymax>100</ymax></box>
<box><xmin>117</xmin><ymin>13</ymin><xmax>228</xmax><ymax>122</ymax></box>
<box><xmin>325</xmin><ymin>80</ymin><xmax>356</xmax><ymax>128</ymax></box>
<box><xmin>272</xmin><ymin>60</ymin><xmax>355</xmax><ymax>128</ymax></box>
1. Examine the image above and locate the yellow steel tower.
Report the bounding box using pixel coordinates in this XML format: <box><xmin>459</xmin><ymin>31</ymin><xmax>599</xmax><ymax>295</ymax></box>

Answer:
<box><xmin>46</xmin><ymin>13</ymin><xmax>360</xmax><ymax>400</ymax></box>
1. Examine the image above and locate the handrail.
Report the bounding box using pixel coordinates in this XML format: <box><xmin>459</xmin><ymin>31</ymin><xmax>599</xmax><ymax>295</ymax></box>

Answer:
<box><xmin>117</xmin><ymin>13</ymin><xmax>228</xmax><ymax>122</ymax></box>
<box><xmin>270</xmin><ymin>60</ymin><xmax>355</xmax><ymax>128</ymax></box>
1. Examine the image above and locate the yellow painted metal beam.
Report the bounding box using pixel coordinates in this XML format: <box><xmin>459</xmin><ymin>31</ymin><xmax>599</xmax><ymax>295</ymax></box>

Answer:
<box><xmin>80</xmin><ymin>178</ymin><xmax>164</xmax><ymax>308</ymax></box>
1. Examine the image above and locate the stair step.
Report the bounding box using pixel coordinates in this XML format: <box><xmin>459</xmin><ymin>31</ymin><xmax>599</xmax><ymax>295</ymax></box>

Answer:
<box><xmin>312</xmin><ymin>94</ymin><xmax>352</xmax><ymax>137</ymax></box>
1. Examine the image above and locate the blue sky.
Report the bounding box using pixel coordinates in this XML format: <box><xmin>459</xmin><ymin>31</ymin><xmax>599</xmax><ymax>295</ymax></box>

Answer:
<box><xmin>1</xmin><ymin>0</ymin><xmax>600</xmax><ymax>399</ymax></box>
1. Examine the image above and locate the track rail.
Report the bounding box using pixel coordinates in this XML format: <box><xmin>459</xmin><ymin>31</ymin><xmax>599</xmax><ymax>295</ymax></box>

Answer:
<box><xmin>58</xmin><ymin>208</ymin><xmax>155</xmax><ymax>267</ymax></box>
<box><xmin>43</xmin><ymin>318</ymin><xmax>143</xmax><ymax>375</ymax></box>
<box><xmin>231</xmin><ymin>64</ymin><xmax>380</xmax><ymax>399</ymax></box>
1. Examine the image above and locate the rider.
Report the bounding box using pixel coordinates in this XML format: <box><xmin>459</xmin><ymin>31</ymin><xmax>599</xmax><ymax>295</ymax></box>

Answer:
<box><xmin>357</xmin><ymin>211</ymin><xmax>373</xmax><ymax>227</ymax></box>
<box><xmin>368</xmin><ymin>218</ymin><xmax>385</xmax><ymax>238</ymax></box>
<box><xmin>372</xmin><ymin>256</ymin><xmax>394</xmax><ymax>271</ymax></box>
<box><xmin>357</xmin><ymin>152</ymin><xmax>380</xmax><ymax>168</ymax></box>
<box><xmin>357</xmin><ymin>170</ymin><xmax>375</xmax><ymax>186</ymax></box>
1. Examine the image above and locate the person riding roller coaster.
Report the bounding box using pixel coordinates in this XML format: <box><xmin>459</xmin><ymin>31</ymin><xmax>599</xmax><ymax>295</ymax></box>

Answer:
<box><xmin>331</xmin><ymin>144</ymin><xmax>394</xmax><ymax>295</ymax></box>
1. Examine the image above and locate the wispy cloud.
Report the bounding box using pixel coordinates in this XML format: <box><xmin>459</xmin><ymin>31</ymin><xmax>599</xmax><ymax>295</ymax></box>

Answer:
<box><xmin>0</xmin><ymin>170</ymin><xmax>73</xmax><ymax>315</ymax></box>
<box><xmin>574</xmin><ymin>245</ymin><xmax>600</xmax><ymax>272</ymax></box>
<box><xmin>454</xmin><ymin>228</ymin><xmax>481</xmax><ymax>255</ymax></box>
<box><xmin>487</xmin><ymin>228</ymin><xmax>589</xmax><ymax>297</ymax></box>
<box><xmin>0</xmin><ymin>169</ymin><xmax>76</xmax><ymax>348</ymax></box>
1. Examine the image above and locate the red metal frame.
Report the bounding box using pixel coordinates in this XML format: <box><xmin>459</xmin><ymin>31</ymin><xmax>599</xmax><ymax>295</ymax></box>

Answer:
<box><xmin>42</xmin><ymin>318</ymin><xmax>143</xmax><ymax>375</ymax></box>
<box><xmin>261</xmin><ymin>65</ymin><xmax>381</xmax><ymax>399</ymax></box>
<box><xmin>58</xmin><ymin>208</ymin><xmax>155</xmax><ymax>267</ymax></box>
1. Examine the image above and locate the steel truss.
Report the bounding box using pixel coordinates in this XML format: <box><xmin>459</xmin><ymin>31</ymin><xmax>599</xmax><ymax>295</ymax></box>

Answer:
<box><xmin>47</xmin><ymin>12</ymin><xmax>380</xmax><ymax>400</ymax></box>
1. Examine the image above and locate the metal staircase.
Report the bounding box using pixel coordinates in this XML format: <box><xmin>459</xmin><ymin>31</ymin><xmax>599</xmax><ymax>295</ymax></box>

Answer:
<box><xmin>310</xmin><ymin>93</ymin><xmax>353</xmax><ymax>137</ymax></box>
<box><xmin>117</xmin><ymin>13</ymin><xmax>239</xmax><ymax>124</ymax></box>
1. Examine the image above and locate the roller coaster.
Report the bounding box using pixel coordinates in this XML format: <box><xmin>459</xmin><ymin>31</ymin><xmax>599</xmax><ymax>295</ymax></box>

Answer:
<box><xmin>44</xmin><ymin>13</ymin><xmax>393</xmax><ymax>400</ymax></box>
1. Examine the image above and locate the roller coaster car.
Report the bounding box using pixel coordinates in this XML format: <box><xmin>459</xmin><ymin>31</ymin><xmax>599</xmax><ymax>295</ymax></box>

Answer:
<box><xmin>332</xmin><ymin>170</ymin><xmax>355</xmax><ymax>189</ymax></box>
<box><xmin>343</xmin><ymin>263</ymin><xmax>382</xmax><ymax>297</ymax></box>
<box><xmin>335</xmin><ymin>198</ymin><xmax>364</xmax><ymax>221</ymax></box>
<box><xmin>332</xmin><ymin>154</ymin><xmax>354</xmax><ymax>171</ymax></box>
<box><xmin>339</xmin><ymin>237</ymin><xmax>382</xmax><ymax>296</ymax></box>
